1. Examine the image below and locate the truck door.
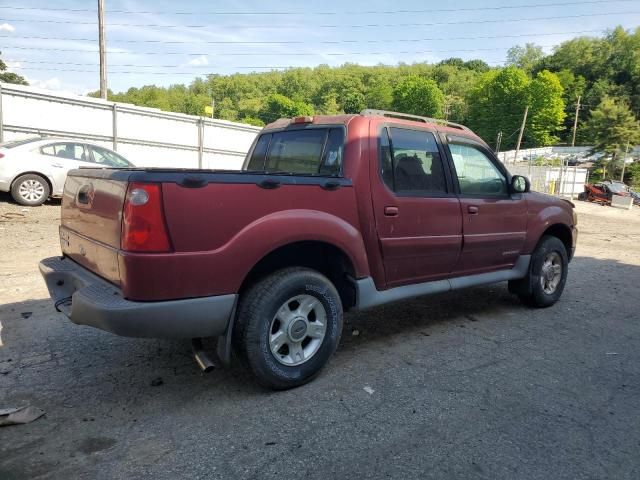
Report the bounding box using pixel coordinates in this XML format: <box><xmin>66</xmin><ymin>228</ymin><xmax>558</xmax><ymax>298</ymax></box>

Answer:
<box><xmin>370</xmin><ymin>125</ymin><xmax>463</xmax><ymax>288</ymax></box>
<box><xmin>445</xmin><ymin>136</ymin><xmax>528</xmax><ymax>274</ymax></box>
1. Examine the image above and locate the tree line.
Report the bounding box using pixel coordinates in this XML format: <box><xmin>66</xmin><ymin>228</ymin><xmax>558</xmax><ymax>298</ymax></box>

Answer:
<box><xmin>2</xmin><ymin>27</ymin><xmax>639</xmax><ymax>183</ymax></box>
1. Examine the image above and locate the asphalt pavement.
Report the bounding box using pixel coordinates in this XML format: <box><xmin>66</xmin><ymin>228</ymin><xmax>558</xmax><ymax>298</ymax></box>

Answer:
<box><xmin>1</xmin><ymin>200</ymin><xmax>639</xmax><ymax>479</ymax></box>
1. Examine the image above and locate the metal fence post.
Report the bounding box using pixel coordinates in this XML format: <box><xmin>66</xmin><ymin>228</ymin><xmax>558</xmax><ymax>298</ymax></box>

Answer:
<box><xmin>112</xmin><ymin>103</ymin><xmax>118</xmax><ymax>151</ymax></box>
<box><xmin>197</xmin><ymin>118</ymin><xmax>204</xmax><ymax>169</ymax></box>
<box><xmin>0</xmin><ymin>84</ymin><xmax>4</xmax><ymax>143</ymax></box>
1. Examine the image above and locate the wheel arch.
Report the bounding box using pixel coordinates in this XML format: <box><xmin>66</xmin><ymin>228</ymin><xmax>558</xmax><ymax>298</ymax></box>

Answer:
<box><xmin>239</xmin><ymin>240</ymin><xmax>360</xmax><ymax>311</ymax></box>
<box><xmin>539</xmin><ymin>223</ymin><xmax>573</xmax><ymax>260</ymax></box>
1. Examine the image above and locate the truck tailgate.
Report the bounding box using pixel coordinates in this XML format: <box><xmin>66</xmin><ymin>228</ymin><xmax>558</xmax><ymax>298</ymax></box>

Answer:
<box><xmin>60</xmin><ymin>170</ymin><xmax>128</xmax><ymax>286</ymax></box>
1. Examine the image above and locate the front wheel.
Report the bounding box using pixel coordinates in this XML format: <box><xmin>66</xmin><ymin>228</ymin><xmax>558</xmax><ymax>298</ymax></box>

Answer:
<box><xmin>511</xmin><ymin>235</ymin><xmax>568</xmax><ymax>308</ymax></box>
<box><xmin>234</xmin><ymin>268</ymin><xmax>343</xmax><ymax>390</ymax></box>
<box><xmin>11</xmin><ymin>174</ymin><xmax>50</xmax><ymax>206</ymax></box>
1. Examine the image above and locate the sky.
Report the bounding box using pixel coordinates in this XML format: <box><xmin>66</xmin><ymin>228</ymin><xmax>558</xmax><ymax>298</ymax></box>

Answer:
<box><xmin>1</xmin><ymin>0</ymin><xmax>639</xmax><ymax>95</ymax></box>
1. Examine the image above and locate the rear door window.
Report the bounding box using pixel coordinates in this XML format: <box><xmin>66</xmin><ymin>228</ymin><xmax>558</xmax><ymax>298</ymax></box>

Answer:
<box><xmin>247</xmin><ymin>128</ymin><xmax>344</xmax><ymax>176</ymax></box>
<box><xmin>380</xmin><ymin>127</ymin><xmax>448</xmax><ymax>195</ymax></box>
<box><xmin>41</xmin><ymin>143</ymin><xmax>86</xmax><ymax>161</ymax></box>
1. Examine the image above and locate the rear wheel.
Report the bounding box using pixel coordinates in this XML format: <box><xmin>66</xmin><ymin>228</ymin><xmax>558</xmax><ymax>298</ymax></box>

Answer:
<box><xmin>11</xmin><ymin>174</ymin><xmax>50</xmax><ymax>206</ymax></box>
<box><xmin>234</xmin><ymin>268</ymin><xmax>343</xmax><ymax>390</ymax></box>
<box><xmin>511</xmin><ymin>235</ymin><xmax>568</xmax><ymax>308</ymax></box>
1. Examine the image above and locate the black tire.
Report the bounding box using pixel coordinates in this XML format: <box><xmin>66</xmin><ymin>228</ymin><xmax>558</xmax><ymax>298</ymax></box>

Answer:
<box><xmin>10</xmin><ymin>173</ymin><xmax>50</xmax><ymax>206</ymax></box>
<box><xmin>234</xmin><ymin>267</ymin><xmax>343</xmax><ymax>390</ymax></box>
<box><xmin>577</xmin><ymin>192</ymin><xmax>587</xmax><ymax>201</ymax></box>
<box><xmin>512</xmin><ymin>235</ymin><xmax>568</xmax><ymax>308</ymax></box>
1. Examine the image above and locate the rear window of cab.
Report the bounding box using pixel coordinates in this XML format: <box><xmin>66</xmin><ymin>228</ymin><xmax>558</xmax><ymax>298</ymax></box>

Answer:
<box><xmin>246</xmin><ymin>128</ymin><xmax>344</xmax><ymax>176</ymax></box>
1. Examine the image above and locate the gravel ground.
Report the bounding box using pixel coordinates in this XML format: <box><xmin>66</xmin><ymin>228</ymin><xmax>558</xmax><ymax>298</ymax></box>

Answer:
<box><xmin>0</xmin><ymin>192</ymin><xmax>639</xmax><ymax>480</ymax></box>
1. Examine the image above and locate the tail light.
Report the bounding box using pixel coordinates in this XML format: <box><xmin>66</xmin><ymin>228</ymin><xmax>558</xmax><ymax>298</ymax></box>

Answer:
<box><xmin>121</xmin><ymin>182</ymin><xmax>172</xmax><ymax>252</ymax></box>
<box><xmin>0</xmin><ymin>153</ymin><xmax>4</xmax><ymax>158</ymax></box>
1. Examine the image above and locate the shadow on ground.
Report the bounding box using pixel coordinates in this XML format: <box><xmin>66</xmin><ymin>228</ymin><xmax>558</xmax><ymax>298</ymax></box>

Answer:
<box><xmin>1</xmin><ymin>255</ymin><xmax>639</xmax><ymax>479</ymax></box>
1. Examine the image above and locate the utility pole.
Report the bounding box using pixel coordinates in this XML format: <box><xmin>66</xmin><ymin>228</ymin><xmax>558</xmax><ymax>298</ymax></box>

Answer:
<box><xmin>514</xmin><ymin>105</ymin><xmax>529</xmax><ymax>165</ymax></box>
<box><xmin>620</xmin><ymin>139</ymin><xmax>630</xmax><ymax>182</ymax></box>
<box><xmin>495</xmin><ymin>131</ymin><xmax>503</xmax><ymax>154</ymax></box>
<box><xmin>98</xmin><ymin>0</ymin><xmax>107</xmax><ymax>99</ymax></box>
<box><xmin>571</xmin><ymin>95</ymin><xmax>581</xmax><ymax>147</ymax></box>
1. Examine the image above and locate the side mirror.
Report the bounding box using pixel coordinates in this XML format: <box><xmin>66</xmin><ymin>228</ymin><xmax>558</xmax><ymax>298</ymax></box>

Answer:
<box><xmin>511</xmin><ymin>175</ymin><xmax>530</xmax><ymax>193</ymax></box>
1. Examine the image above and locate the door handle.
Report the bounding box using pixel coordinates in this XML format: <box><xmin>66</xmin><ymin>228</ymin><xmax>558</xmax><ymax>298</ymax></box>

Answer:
<box><xmin>467</xmin><ymin>205</ymin><xmax>479</xmax><ymax>214</ymax></box>
<box><xmin>384</xmin><ymin>206</ymin><xmax>399</xmax><ymax>217</ymax></box>
<box><xmin>51</xmin><ymin>163</ymin><xmax>64</xmax><ymax>168</ymax></box>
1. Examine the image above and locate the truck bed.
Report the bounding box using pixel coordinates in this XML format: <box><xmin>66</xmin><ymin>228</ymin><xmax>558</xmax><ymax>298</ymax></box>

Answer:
<box><xmin>60</xmin><ymin>167</ymin><xmax>365</xmax><ymax>301</ymax></box>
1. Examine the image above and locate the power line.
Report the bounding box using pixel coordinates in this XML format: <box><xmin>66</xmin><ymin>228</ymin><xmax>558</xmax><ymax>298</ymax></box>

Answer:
<box><xmin>6</xmin><ymin>45</ymin><xmax>559</xmax><ymax>64</ymax></box>
<box><xmin>0</xmin><ymin>28</ymin><xmax>611</xmax><ymax>46</ymax></box>
<box><xmin>1</xmin><ymin>11</ymin><xmax>638</xmax><ymax>29</ymax></box>
<box><xmin>0</xmin><ymin>0</ymin><xmax>635</xmax><ymax>15</ymax></box>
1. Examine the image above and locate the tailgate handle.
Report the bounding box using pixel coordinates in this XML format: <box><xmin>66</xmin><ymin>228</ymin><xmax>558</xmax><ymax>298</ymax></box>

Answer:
<box><xmin>77</xmin><ymin>184</ymin><xmax>92</xmax><ymax>204</ymax></box>
<box><xmin>258</xmin><ymin>179</ymin><xmax>281</xmax><ymax>189</ymax></box>
<box><xmin>321</xmin><ymin>180</ymin><xmax>341</xmax><ymax>190</ymax></box>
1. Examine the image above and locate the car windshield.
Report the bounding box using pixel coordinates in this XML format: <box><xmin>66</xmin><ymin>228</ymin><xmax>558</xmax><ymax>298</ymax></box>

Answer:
<box><xmin>0</xmin><ymin>137</ymin><xmax>42</xmax><ymax>148</ymax></box>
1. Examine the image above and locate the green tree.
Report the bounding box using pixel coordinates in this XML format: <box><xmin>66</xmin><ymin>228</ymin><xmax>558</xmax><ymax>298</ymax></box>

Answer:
<box><xmin>260</xmin><ymin>93</ymin><xmax>314</xmax><ymax>124</ymax></box>
<box><xmin>392</xmin><ymin>76</ymin><xmax>444</xmax><ymax>117</ymax></box>
<box><xmin>0</xmin><ymin>52</ymin><xmax>28</xmax><ymax>85</ymax></box>
<box><xmin>526</xmin><ymin>70</ymin><xmax>566</xmax><ymax>146</ymax></box>
<box><xmin>623</xmin><ymin>161</ymin><xmax>640</xmax><ymax>188</ymax></box>
<box><xmin>585</xmin><ymin>97</ymin><xmax>640</xmax><ymax>178</ymax></box>
<box><xmin>466</xmin><ymin>67</ymin><xmax>530</xmax><ymax>149</ymax></box>
<box><xmin>342</xmin><ymin>91</ymin><xmax>366</xmax><ymax>114</ymax></box>
<box><xmin>364</xmin><ymin>81</ymin><xmax>393</xmax><ymax>110</ymax></box>
<box><xmin>318</xmin><ymin>92</ymin><xmax>341</xmax><ymax>115</ymax></box>
<box><xmin>506</xmin><ymin>43</ymin><xmax>545</xmax><ymax>74</ymax></box>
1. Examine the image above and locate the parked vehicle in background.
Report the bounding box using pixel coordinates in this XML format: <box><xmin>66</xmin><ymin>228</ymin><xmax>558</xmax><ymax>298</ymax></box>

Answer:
<box><xmin>0</xmin><ymin>137</ymin><xmax>134</xmax><ymax>206</ymax></box>
<box><xmin>578</xmin><ymin>180</ymin><xmax>632</xmax><ymax>205</ymax></box>
<box><xmin>40</xmin><ymin>110</ymin><xmax>577</xmax><ymax>389</ymax></box>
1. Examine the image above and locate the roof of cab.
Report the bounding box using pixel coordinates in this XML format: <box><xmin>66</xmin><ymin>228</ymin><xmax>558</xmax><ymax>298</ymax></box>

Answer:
<box><xmin>262</xmin><ymin>109</ymin><xmax>485</xmax><ymax>145</ymax></box>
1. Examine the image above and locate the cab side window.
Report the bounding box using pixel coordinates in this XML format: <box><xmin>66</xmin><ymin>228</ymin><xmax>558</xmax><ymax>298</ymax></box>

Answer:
<box><xmin>448</xmin><ymin>143</ymin><xmax>507</xmax><ymax>195</ymax></box>
<box><xmin>379</xmin><ymin>127</ymin><xmax>447</xmax><ymax>195</ymax></box>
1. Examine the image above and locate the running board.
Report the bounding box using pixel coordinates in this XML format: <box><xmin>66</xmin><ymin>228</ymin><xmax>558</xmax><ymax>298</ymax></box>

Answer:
<box><xmin>354</xmin><ymin>255</ymin><xmax>531</xmax><ymax>310</ymax></box>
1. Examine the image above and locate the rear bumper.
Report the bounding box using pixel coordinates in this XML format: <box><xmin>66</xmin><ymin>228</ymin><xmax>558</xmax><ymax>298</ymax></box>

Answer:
<box><xmin>39</xmin><ymin>256</ymin><xmax>237</xmax><ymax>338</ymax></box>
<box><xmin>0</xmin><ymin>178</ymin><xmax>10</xmax><ymax>192</ymax></box>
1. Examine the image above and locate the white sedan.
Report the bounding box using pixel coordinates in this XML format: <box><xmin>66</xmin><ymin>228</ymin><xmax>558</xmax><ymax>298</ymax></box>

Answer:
<box><xmin>0</xmin><ymin>137</ymin><xmax>134</xmax><ymax>206</ymax></box>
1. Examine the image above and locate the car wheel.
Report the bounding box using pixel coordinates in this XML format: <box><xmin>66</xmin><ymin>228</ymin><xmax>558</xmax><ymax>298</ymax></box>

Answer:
<box><xmin>235</xmin><ymin>267</ymin><xmax>343</xmax><ymax>390</ymax></box>
<box><xmin>11</xmin><ymin>174</ymin><xmax>50</xmax><ymax>206</ymax></box>
<box><xmin>513</xmin><ymin>235</ymin><xmax>568</xmax><ymax>308</ymax></box>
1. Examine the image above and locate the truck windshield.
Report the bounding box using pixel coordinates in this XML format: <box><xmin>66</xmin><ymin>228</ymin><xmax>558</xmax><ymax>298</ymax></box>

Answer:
<box><xmin>245</xmin><ymin>128</ymin><xmax>343</xmax><ymax>176</ymax></box>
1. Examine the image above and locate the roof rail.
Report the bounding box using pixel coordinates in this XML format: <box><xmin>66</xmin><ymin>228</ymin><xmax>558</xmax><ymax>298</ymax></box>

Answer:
<box><xmin>360</xmin><ymin>109</ymin><xmax>471</xmax><ymax>132</ymax></box>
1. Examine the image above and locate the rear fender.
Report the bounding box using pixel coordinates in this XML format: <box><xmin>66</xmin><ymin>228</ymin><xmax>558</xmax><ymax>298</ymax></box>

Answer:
<box><xmin>119</xmin><ymin>209</ymin><xmax>371</xmax><ymax>300</ymax></box>
<box><xmin>229</xmin><ymin>209</ymin><xmax>370</xmax><ymax>289</ymax></box>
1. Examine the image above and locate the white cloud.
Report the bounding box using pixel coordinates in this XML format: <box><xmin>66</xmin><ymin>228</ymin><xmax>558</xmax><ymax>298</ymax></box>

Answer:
<box><xmin>187</xmin><ymin>55</ymin><xmax>209</xmax><ymax>67</ymax></box>
<box><xmin>30</xmin><ymin>77</ymin><xmax>62</xmax><ymax>91</ymax></box>
<box><xmin>0</xmin><ymin>22</ymin><xmax>15</xmax><ymax>33</ymax></box>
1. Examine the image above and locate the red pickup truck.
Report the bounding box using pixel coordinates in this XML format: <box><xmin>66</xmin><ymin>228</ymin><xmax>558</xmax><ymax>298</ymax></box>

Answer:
<box><xmin>40</xmin><ymin>110</ymin><xmax>577</xmax><ymax>389</ymax></box>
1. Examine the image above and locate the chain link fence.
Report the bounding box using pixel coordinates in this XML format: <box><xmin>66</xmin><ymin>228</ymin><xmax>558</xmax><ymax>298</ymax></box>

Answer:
<box><xmin>507</xmin><ymin>164</ymin><xmax>588</xmax><ymax>197</ymax></box>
